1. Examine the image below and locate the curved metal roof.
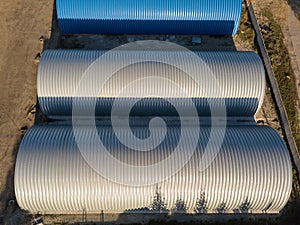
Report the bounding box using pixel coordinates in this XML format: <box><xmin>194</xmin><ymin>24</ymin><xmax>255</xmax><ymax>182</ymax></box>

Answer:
<box><xmin>37</xmin><ymin>50</ymin><xmax>265</xmax><ymax>118</ymax></box>
<box><xmin>15</xmin><ymin>125</ymin><xmax>292</xmax><ymax>214</ymax></box>
<box><xmin>56</xmin><ymin>0</ymin><xmax>242</xmax><ymax>35</ymax></box>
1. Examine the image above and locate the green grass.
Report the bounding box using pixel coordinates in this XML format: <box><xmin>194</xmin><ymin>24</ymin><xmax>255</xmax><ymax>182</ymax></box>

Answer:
<box><xmin>237</xmin><ymin>5</ymin><xmax>300</xmax><ymax>152</ymax></box>
<box><xmin>238</xmin><ymin>7</ymin><xmax>300</xmax><ymax>199</ymax></box>
<box><xmin>261</xmin><ymin>10</ymin><xmax>300</xmax><ymax>152</ymax></box>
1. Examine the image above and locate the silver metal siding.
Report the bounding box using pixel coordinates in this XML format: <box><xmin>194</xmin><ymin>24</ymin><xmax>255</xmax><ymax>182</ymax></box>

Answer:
<box><xmin>15</xmin><ymin>125</ymin><xmax>292</xmax><ymax>214</ymax></box>
<box><xmin>37</xmin><ymin>50</ymin><xmax>265</xmax><ymax>118</ymax></box>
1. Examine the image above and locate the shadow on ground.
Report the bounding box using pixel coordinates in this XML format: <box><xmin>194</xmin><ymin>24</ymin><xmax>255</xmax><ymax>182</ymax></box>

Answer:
<box><xmin>41</xmin><ymin>199</ymin><xmax>300</xmax><ymax>225</ymax></box>
<box><xmin>287</xmin><ymin>0</ymin><xmax>300</xmax><ymax>20</ymax></box>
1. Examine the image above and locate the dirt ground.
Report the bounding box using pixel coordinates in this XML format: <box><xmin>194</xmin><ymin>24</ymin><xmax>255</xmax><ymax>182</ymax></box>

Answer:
<box><xmin>0</xmin><ymin>0</ymin><xmax>53</xmax><ymax>220</ymax></box>
<box><xmin>0</xmin><ymin>0</ymin><xmax>298</xmax><ymax>224</ymax></box>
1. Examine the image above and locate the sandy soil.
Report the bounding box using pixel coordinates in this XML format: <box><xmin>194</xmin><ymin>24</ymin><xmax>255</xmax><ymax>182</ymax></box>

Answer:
<box><xmin>0</xmin><ymin>0</ymin><xmax>53</xmax><ymax>218</ymax></box>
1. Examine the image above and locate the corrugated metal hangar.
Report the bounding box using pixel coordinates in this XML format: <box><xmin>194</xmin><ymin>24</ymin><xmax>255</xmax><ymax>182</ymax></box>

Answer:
<box><xmin>37</xmin><ymin>50</ymin><xmax>265</xmax><ymax>118</ymax></box>
<box><xmin>15</xmin><ymin>125</ymin><xmax>291</xmax><ymax>214</ymax></box>
<box><xmin>56</xmin><ymin>0</ymin><xmax>242</xmax><ymax>35</ymax></box>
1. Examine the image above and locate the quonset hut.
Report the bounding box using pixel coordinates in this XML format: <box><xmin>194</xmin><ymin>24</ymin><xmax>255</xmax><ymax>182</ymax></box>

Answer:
<box><xmin>37</xmin><ymin>50</ymin><xmax>265</xmax><ymax>119</ymax></box>
<box><xmin>56</xmin><ymin>0</ymin><xmax>242</xmax><ymax>35</ymax></box>
<box><xmin>14</xmin><ymin>125</ymin><xmax>292</xmax><ymax>214</ymax></box>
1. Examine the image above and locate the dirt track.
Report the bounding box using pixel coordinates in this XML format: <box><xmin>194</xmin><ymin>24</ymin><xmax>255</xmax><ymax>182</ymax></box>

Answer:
<box><xmin>0</xmin><ymin>0</ymin><xmax>53</xmax><ymax>216</ymax></box>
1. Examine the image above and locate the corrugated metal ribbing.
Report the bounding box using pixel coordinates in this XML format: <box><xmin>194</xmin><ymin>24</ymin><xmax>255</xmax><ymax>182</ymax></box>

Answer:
<box><xmin>15</xmin><ymin>125</ymin><xmax>292</xmax><ymax>214</ymax></box>
<box><xmin>56</xmin><ymin>0</ymin><xmax>242</xmax><ymax>35</ymax></box>
<box><xmin>38</xmin><ymin>50</ymin><xmax>265</xmax><ymax>118</ymax></box>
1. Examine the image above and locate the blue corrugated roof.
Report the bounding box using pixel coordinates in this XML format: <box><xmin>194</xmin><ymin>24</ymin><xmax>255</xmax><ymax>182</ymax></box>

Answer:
<box><xmin>56</xmin><ymin>0</ymin><xmax>242</xmax><ymax>35</ymax></box>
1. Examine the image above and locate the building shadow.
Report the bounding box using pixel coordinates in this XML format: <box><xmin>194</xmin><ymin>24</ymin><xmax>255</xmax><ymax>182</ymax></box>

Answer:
<box><xmin>59</xmin><ymin>34</ymin><xmax>236</xmax><ymax>51</ymax></box>
<box><xmin>44</xmin><ymin>0</ymin><xmax>61</xmax><ymax>50</ymax></box>
<box><xmin>287</xmin><ymin>0</ymin><xmax>300</xmax><ymax>20</ymax></box>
